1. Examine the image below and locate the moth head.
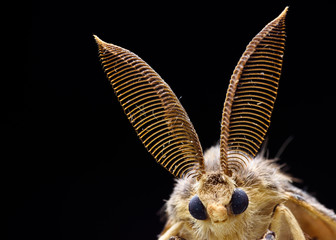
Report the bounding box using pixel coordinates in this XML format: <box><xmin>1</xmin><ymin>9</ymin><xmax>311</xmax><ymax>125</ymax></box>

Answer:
<box><xmin>95</xmin><ymin>6</ymin><xmax>288</xmax><ymax>239</ymax></box>
<box><xmin>95</xmin><ymin>7</ymin><xmax>288</xmax><ymax>236</ymax></box>
<box><xmin>188</xmin><ymin>172</ymin><xmax>249</xmax><ymax>224</ymax></box>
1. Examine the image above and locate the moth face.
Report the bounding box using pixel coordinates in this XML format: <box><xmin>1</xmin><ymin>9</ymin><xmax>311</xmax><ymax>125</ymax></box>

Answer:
<box><xmin>95</xmin><ymin>7</ymin><xmax>292</xmax><ymax>239</ymax></box>
<box><xmin>188</xmin><ymin>173</ymin><xmax>249</xmax><ymax>224</ymax></box>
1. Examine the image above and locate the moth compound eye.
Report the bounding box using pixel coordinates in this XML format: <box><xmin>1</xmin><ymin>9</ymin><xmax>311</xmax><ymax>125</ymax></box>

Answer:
<box><xmin>230</xmin><ymin>188</ymin><xmax>249</xmax><ymax>215</ymax></box>
<box><xmin>188</xmin><ymin>195</ymin><xmax>207</xmax><ymax>220</ymax></box>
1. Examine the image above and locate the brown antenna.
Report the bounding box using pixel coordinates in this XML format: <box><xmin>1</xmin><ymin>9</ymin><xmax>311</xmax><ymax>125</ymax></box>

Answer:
<box><xmin>220</xmin><ymin>7</ymin><xmax>288</xmax><ymax>175</ymax></box>
<box><xmin>94</xmin><ymin>36</ymin><xmax>205</xmax><ymax>178</ymax></box>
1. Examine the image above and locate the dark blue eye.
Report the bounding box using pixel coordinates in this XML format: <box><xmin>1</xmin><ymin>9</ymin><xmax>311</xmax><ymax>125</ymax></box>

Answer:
<box><xmin>188</xmin><ymin>195</ymin><xmax>207</xmax><ymax>220</ymax></box>
<box><xmin>230</xmin><ymin>188</ymin><xmax>249</xmax><ymax>215</ymax></box>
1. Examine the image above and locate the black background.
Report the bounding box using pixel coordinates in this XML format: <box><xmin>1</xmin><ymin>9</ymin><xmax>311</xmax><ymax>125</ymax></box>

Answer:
<box><xmin>5</xmin><ymin>1</ymin><xmax>336</xmax><ymax>239</ymax></box>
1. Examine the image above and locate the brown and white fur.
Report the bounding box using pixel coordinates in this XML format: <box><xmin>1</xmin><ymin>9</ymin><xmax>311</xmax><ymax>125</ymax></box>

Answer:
<box><xmin>160</xmin><ymin>145</ymin><xmax>304</xmax><ymax>240</ymax></box>
<box><xmin>94</xmin><ymin>6</ymin><xmax>336</xmax><ymax>240</ymax></box>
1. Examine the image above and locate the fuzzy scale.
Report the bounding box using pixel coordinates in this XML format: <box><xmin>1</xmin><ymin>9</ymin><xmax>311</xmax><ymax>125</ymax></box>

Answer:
<box><xmin>162</xmin><ymin>145</ymin><xmax>332</xmax><ymax>240</ymax></box>
<box><xmin>94</xmin><ymin>7</ymin><xmax>336</xmax><ymax>239</ymax></box>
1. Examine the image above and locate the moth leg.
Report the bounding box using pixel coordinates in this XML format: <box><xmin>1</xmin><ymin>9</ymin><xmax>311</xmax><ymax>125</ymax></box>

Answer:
<box><xmin>260</xmin><ymin>230</ymin><xmax>275</xmax><ymax>240</ymax></box>
<box><xmin>269</xmin><ymin>204</ymin><xmax>306</xmax><ymax>240</ymax></box>
<box><xmin>158</xmin><ymin>222</ymin><xmax>183</xmax><ymax>240</ymax></box>
<box><xmin>168</xmin><ymin>237</ymin><xmax>185</xmax><ymax>240</ymax></box>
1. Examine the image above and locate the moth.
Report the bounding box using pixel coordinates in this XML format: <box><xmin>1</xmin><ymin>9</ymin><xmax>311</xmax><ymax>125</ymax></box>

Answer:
<box><xmin>94</xmin><ymin>7</ymin><xmax>336</xmax><ymax>240</ymax></box>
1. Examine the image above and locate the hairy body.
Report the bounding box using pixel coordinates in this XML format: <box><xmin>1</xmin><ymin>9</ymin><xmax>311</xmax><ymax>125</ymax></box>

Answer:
<box><xmin>162</xmin><ymin>145</ymin><xmax>291</xmax><ymax>239</ymax></box>
<box><xmin>162</xmin><ymin>146</ymin><xmax>336</xmax><ymax>239</ymax></box>
<box><xmin>95</xmin><ymin>7</ymin><xmax>336</xmax><ymax>239</ymax></box>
